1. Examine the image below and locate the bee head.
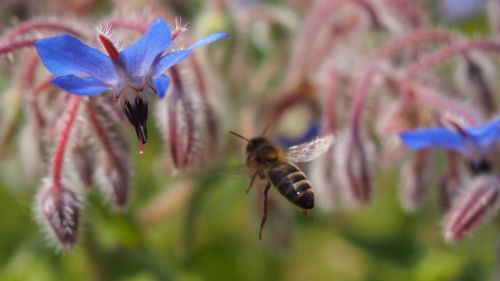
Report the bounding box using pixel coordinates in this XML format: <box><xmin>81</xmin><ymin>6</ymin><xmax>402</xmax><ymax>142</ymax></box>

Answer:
<box><xmin>246</xmin><ymin>137</ymin><xmax>268</xmax><ymax>154</ymax></box>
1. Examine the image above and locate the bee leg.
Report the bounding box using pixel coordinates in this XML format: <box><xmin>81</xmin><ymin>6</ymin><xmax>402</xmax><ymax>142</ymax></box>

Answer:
<box><xmin>301</xmin><ymin>209</ymin><xmax>314</xmax><ymax>220</ymax></box>
<box><xmin>302</xmin><ymin>209</ymin><xmax>309</xmax><ymax>217</ymax></box>
<box><xmin>259</xmin><ymin>182</ymin><xmax>271</xmax><ymax>240</ymax></box>
<box><xmin>246</xmin><ymin>172</ymin><xmax>259</xmax><ymax>193</ymax></box>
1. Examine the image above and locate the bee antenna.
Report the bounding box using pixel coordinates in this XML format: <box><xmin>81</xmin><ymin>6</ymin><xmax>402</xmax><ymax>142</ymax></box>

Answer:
<box><xmin>229</xmin><ymin>131</ymin><xmax>249</xmax><ymax>142</ymax></box>
<box><xmin>261</xmin><ymin>124</ymin><xmax>271</xmax><ymax>136</ymax></box>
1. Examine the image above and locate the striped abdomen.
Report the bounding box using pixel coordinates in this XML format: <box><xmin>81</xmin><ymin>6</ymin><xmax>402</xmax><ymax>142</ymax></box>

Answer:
<box><xmin>267</xmin><ymin>162</ymin><xmax>314</xmax><ymax>209</ymax></box>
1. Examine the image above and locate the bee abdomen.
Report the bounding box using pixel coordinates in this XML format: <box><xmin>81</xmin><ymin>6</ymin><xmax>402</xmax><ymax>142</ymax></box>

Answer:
<box><xmin>268</xmin><ymin>163</ymin><xmax>314</xmax><ymax>209</ymax></box>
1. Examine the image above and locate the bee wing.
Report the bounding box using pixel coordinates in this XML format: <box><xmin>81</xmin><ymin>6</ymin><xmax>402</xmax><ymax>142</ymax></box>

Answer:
<box><xmin>284</xmin><ymin>135</ymin><xmax>334</xmax><ymax>163</ymax></box>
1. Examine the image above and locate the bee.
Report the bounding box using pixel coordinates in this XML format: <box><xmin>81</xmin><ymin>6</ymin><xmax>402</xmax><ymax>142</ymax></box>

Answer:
<box><xmin>230</xmin><ymin>129</ymin><xmax>334</xmax><ymax>239</ymax></box>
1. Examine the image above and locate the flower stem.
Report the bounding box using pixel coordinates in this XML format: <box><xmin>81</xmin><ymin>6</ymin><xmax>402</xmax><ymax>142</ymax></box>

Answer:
<box><xmin>0</xmin><ymin>38</ymin><xmax>37</xmax><ymax>56</ymax></box>
<box><xmin>1</xmin><ymin>19</ymin><xmax>82</xmax><ymax>41</ymax></box>
<box><xmin>51</xmin><ymin>95</ymin><xmax>81</xmax><ymax>189</ymax></box>
<box><xmin>403</xmin><ymin>40</ymin><xmax>500</xmax><ymax>80</ymax></box>
<box><xmin>350</xmin><ymin>29</ymin><xmax>452</xmax><ymax>131</ymax></box>
<box><xmin>287</xmin><ymin>0</ymin><xmax>380</xmax><ymax>88</ymax></box>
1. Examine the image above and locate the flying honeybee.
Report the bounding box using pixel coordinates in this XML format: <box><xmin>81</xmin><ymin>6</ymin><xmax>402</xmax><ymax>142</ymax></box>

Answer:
<box><xmin>230</xmin><ymin>129</ymin><xmax>334</xmax><ymax>239</ymax></box>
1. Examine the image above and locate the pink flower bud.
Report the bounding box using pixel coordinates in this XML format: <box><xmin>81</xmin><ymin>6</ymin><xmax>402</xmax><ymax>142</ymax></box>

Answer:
<box><xmin>89</xmin><ymin>99</ymin><xmax>132</xmax><ymax>209</ymax></box>
<box><xmin>35</xmin><ymin>180</ymin><xmax>82</xmax><ymax>250</ymax></box>
<box><xmin>335</xmin><ymin>132</ymin><xmax>375</xmax><ymax>206</ymax></box>
<box><xmin>155</xmin><ymin>66</ymin><xmax>211</xmax><ymax>171</ymax></box>
<box><xmin>96</xmin><ymin>157</ymin><xmax>130</xmax><ymax>209</ymax></box>
<box><xmin>70</xmin><ymin>123</ymin><xmax>95</xmax><ymax>188</ymax></box>
<box><xmin>444</xmin><ymin>175</ymin><xmax>500</xmax><ymax>242</ymax></box>
<box><xmin>399</xmin><ymin>150</ymin><xmax>432</xmax><ymax>212</ymax></box>
<box><xmin>454</xmin><ymin>54</ymin><xmax>497</xmax><ymax>115</ymax></box>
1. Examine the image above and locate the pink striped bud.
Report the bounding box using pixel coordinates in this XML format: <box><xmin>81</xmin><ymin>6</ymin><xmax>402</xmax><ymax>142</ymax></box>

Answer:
<box><xmin>156</xmin><ymin>66</ymin><xmax>209</xmax><ymax>171</ymax></box>
<box><xmin>454</xmin><ymin>54</ymin><xmax>497</xmax><ymax>115</ymax></box>
<box><xmin>89</xmin><ymin>100</ymin><xmax>131</xmax><ymax>209</ymax></box>
<box><xmin>399</xmin><ymin>150</ymin><xmax>431</xmax><ymax>212</ymax></box>
<box><xmin>34</xmin><ymin>180</ymin><xmax>82</xmax><ymax>250</ymax></box>
<box><xmin>335</xmin><ymin>132</ymin><xmax>375</xmax><ymax>206</ymax></box>
<box><xmin>444</xmin><ymin>175</ymin><xmax>500</xmax><ymax>242</ymax></box>
<box><xmin>70</xmin><ymin>123</ymin><xmax>95</xmax><ymax>187</ymax></box>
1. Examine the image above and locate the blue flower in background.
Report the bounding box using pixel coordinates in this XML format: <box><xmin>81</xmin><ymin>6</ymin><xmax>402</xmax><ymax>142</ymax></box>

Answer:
<box><xmin>399</xmin><ymin>119</ymin><xmax>500</xmax><ymax>153</ymax></box>
<box><xmin>274</xmin><ymin>121</ymin><xmax>320</xmax><ymax>148</ymax></box>
<box><xmin>440</xmin><ymin>0</ymin><xmax>486</xmax><ymax>21</ymax></box>
<box><xmin>400</xmin><ymin>119</ymin><xmax>500</xmax><ymax>174</ymax></box>
<box><xmin>35</xmin><ymin>18</ymin><xmax>229</xmax><ymax>145</ymax></box>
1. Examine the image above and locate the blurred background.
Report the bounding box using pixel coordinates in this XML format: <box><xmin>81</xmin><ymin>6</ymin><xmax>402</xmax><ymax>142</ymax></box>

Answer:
<box><xmin>0</xmin><ymin>0</ymin><xmax>498</xmax><ymax>280</ymax></box>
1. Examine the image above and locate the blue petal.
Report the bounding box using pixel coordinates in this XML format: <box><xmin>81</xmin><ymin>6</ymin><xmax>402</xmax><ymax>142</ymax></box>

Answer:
<box><xmin>189</xmin><ymin>32</ymin><xmax>230</xmax><ymax>49</ymax></box>
<box><xmin>152</xmin><ymin>74</ymin><xmax>170</xmax><ymax>98</ymax></box>
<box><xmin>35</xmin><ymin>35</ymin><xmax>118</xmax><ymax>84</ymax></box>
<box><xmin>119</xmin><ymin>18</ymin><xmax>172</xmax><ymax>79</ymax></box>
<box><xmin>153</xmin><ymin>50</ymin><xmax>192</xmax><ymax>77</ymax></box>
<box><xmin>399</xmin><ymin>128</ymin><xmax>466</xmax><ymax>151</ymax></box>
<box><xmin>466</xmin><ymin>119</ymin><xmax>500</xmax><ymax>149</ymax></box>
<box><xmin>51</xmin><ymin>75</ymin><xmax>110</xmax><ymax>96</ymax></box>
<box><xmin>274</xmin><ymin>121</ymin><xmax>320</xmax><ymax>148</ymax></box>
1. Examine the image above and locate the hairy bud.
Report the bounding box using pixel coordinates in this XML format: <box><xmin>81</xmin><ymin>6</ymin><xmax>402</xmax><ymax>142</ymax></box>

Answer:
<box><xmin>90</xmin><ymin>99</ymin><xmax>131</xmax><ymax>209</ymax></box>
<box><xmin>399</xmin><ymin>150</ymin><xmax>431</xmax><ymax>212</ymax></box>
<box><xmin>156</xmin><ymin>67</ymin><xmax>208</xmax><ymax>171</ymax></box>
<box><xmin>34</xmin><ymin>180</ymin><xmax>82</xmax><ymax>250</ymax></box>
<box><xmin>70</xmin><ymin>122</ymin><xmax>96</xmax><ymax>187</ymax></box>
<box><xmin>444</xmin><ymin>175</ymin><xmax>500</xmax><ymax>242</ymax></box>
<box><xmin>455</xmin><ymin>54</ymin><xmax>497</xmax><ymax>115</ymax></box>
<box><xmin>335</xmin><ymin>132</ymin><xmax>375</xmax><ymax>206</ymax></box>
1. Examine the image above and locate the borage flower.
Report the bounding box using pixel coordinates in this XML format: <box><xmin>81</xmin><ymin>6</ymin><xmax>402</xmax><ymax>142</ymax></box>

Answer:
<box><xmin>35</xmin><ymin>18</ymin><xmax>229</xmax><ymax>151</ymax></box>
<box><xmin>399</xmin><ymin>118</ymin><xmax>500</xmax><ymax>174</ymax></box>
<box><xmin>400</xmin><ymin>118</ymin><xmax>500</xmax><ymax>242</ymax></box>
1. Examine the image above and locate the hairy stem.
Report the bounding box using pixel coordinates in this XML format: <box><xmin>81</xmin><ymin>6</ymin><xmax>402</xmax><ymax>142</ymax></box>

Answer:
<box><xmin>51</xmin><ymin>95</ymin><xmax>82</xmax><ymax>189</ymax></box>
<box><xmin>0</xmin><ymin>39</ymin><xmax>37</xmax><ymax>56</ymax></box>
<box><xmin>1</xmin><ymin>19</ymin><xmax>82</xmax><ymax>41</ymax></box>
<box><xmin>350</xmin><ymin>29</ymin><xmax>453</xmax><ymax>131</ymax></box>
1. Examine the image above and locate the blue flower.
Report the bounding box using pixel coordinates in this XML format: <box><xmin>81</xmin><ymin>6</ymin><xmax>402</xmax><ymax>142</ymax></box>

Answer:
<box><xmin>274</xmin><ymin>121</ymin><xmax>320</xmax><ymax>148</ymax></box>
<box><xmin>35</xmin><ymin>18</ymin><xmax>229</xmax><ymax>145</ymax></box>
<box><xmin>399</xmin><ymin>118</ymin><xmax>500</xmax><ymax>153</ymax></box>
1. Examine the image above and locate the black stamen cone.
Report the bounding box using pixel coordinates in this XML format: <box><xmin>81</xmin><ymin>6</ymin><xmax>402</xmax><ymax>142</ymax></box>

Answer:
<box><xmin>468</xmin><ymin>159</ymin><xmax>492</xmax><ymax>175</ymax></box>
<box><xmin>122</xmin><ymin>97</ymin><xmax>148</xmax><ymax>144</ymax></box>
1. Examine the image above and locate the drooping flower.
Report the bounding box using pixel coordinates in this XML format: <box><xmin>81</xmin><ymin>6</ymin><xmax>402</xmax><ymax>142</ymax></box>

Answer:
<box><xmin>35</xmin><ymin>18</ymin><xmax>229</xmax><ymax>148</ymax></box>
<box><xmin>399</xmin><ymin>118</ymin><xmax>500</xmax><ymax>174</ymax></box>
<box><xmin>399</xmin><ymin>118</ymin><xmax>500</xmax><ymax>152</ymax></box>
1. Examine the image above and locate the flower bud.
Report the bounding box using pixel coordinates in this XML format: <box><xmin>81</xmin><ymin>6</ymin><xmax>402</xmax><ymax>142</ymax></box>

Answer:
<box><xmin>155</xmin><ymin>67</ymin><xmax>208</xmax><ymax>171</ymax></box>
<box><xmin>335</xmin><ymin>132</ymin><xmax>375</xmax><ymax>206</ymax></box>
<box><xmin>444</xmin><ymin>175</ymin><xmax>500</xmax><ymax>242</ymax></box>
<box><xmin>90</xmin><ymin>99</ymin><xmax>132</xmax><ymax>209</ymax></box>
<box><xmin>34</xmin><ymin>179</ymin><xmax>82</xmax><ymax>250</ymax></box>
<box><xmin>454</xmin><ymin>54</ymin><xmax>497</xmax><ymax>115</ymax></box>
<box><xmin>399</xmin><ymin>150</ymin><xmax>431</xmax><ymax>212</ymax></box>
<box><xmin>70</xmin><ymin>122</ymin><xmax>95</xmax><ymax>188</ymax></box>
<box><xmin>96</xmin><ymin>156</ymin><xmax>130</xmax><ymax>209</ymax></box>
